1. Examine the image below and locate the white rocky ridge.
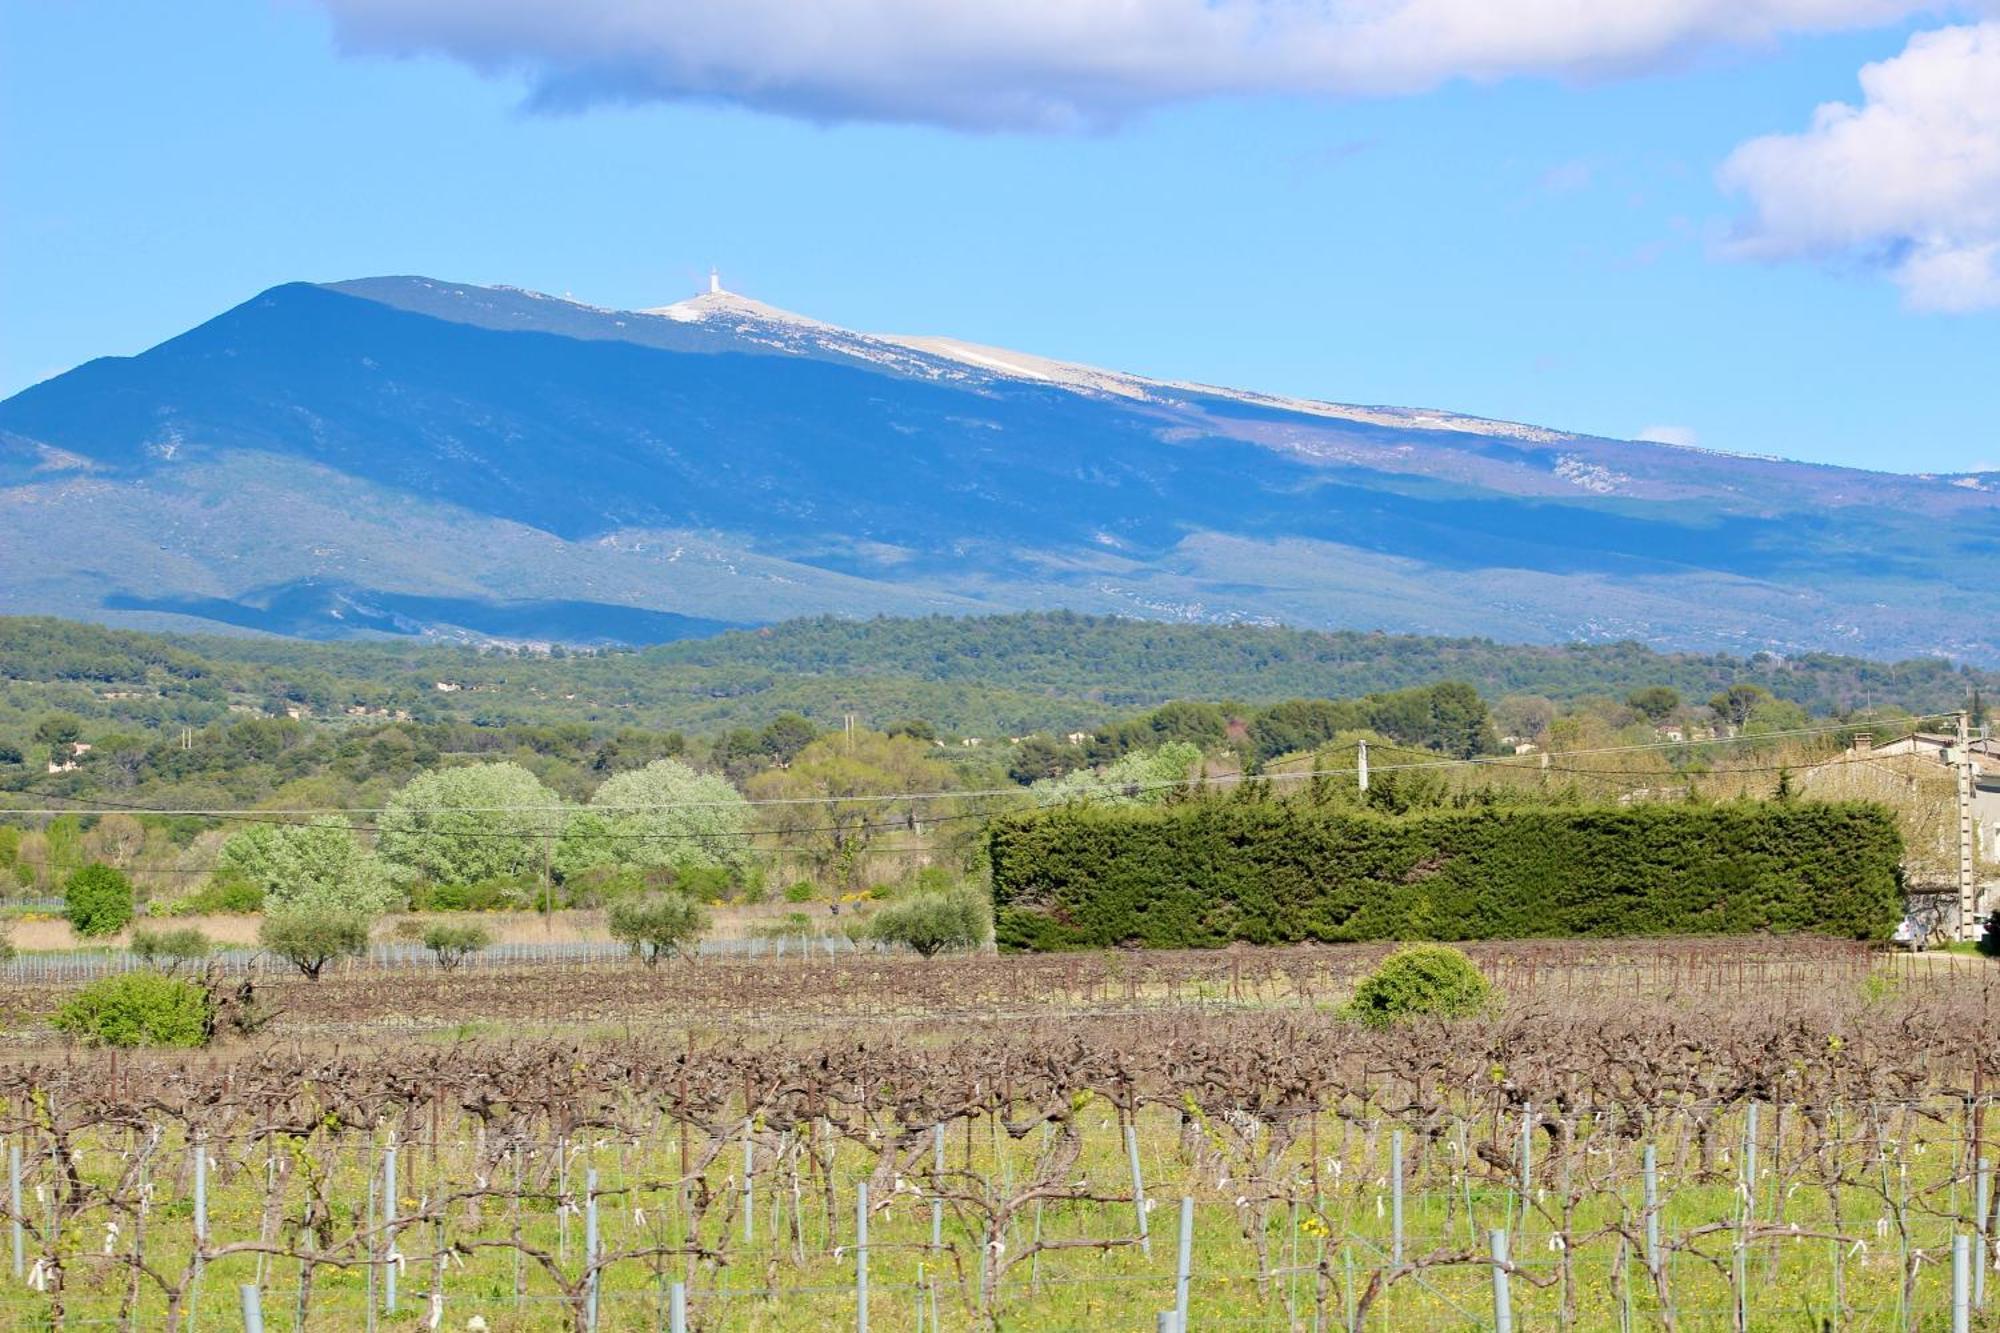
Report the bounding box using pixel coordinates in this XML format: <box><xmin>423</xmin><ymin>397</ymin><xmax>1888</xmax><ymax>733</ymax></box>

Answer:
<box><xmin>636</xmin><ymin>278</ymin><xmax>1580</xmax><ymax>448</ymax></box>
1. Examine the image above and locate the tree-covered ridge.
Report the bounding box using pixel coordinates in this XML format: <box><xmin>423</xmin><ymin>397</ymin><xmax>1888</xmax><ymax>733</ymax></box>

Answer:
<box><xmin>0</xmin><ymin>612</ymin><xmax>1989</xmax><ymax>749</ymax></box>
<box><xmin>659</xmin><ymin>613</ymin><xmax>1993</xmax><ymax>714</ymax></box>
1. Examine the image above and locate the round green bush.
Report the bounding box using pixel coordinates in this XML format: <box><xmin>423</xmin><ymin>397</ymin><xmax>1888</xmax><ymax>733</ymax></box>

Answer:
<box><xmin>64</xmin><ymin>863</ymin><xmax>135</xmax><ymax>937</ymax></box>
<box><xmin>868</xmin><ymin>887</ymin><xmax>991</xmax><ymax>958</ymax></box>
<box><xmin>53</xmin><ymin>972</ymin><xmax>211</xmax><ymax>1047</ymax></box>
<box><xmin>1344</xmin><ymin>944</ymin><xmax>1493</xmax><ymax>1027</ymax></box>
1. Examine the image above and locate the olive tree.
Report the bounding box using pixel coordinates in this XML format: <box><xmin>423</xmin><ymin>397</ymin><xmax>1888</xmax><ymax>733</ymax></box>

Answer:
<box><xmin>130</xmin><ymin>926</ymin><xmax>212</xmax><ymax>976</ymax></box>
<box><xmin>868</xmin><ymin>887</ymin><xmax>991</xmax><ymax>958</ymax></box>
<box><xmin>607</xmin><ymin>893</ymin><xmax>708</xmax><ymax>966</ymax></box>
<box><xmin>422</xmin><ymin>922</ymin><xmax>492</xmax><ymax>972</ymax></box>
<box><xmin>259</xmin><ymin>906</ymin><xmax>370</xmax><ymax>981</ymax></box>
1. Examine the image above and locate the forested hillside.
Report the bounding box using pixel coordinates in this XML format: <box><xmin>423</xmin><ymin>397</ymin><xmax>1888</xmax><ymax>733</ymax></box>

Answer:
<box><xmin>657</xmin><ymin>614</ymin><xmax>1994</xmax><ymax>714</ymax></box>
<box><xmin>2</xmin><ymin>613</ymin><xmax>1988</xmax><ymax>745</ymax></box>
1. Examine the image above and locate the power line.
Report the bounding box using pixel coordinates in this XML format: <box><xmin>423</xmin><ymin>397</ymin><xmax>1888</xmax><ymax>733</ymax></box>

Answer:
<box><xmin>0</xmin><ymin>714</ymin><xmax>1940</xmax><ymax>819</ymax></box>
<box><xmin>0</xmin><ymin>788</ymin><xmax>1034</xmax><ymax>845</ymax></box>
<box><xmin>0</xmin><ymin>719</ymin><xmax>1961</xmax><ymax>886</ymax></box>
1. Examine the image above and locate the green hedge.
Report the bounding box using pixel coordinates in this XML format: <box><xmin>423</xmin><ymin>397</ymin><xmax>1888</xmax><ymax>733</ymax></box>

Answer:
<box><xmin>990</xmin><ymin>800</ymin><xmax>1903</xmax><ymax>950</ymax></box>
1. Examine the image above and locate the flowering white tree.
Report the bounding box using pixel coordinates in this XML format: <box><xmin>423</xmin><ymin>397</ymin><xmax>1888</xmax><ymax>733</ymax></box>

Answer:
<box><xmin>557</xmin><ymin>759</ymin><xmax>754</xmax><ymax>877</ymax></box>
<box><xmin>218</xmin><ymin>816</ymin><xmax>399</xmax><ymax>915</ymax></box>
<box><xmin>377</xmin><ymin>763</ymin><xmax>564</xmax><ymax>886</ymax></box>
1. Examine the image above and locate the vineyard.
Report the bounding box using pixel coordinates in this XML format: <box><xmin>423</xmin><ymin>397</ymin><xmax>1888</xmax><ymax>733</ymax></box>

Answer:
<box><xmin>0</xmin><ymin>941</ymin><xmax>1989</xmax><ymax>1329</ymax></box>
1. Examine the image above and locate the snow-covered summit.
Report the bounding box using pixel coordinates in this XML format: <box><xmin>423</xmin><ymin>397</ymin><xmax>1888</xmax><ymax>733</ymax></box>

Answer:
<box><xmin>644</xmin><ymin>288</ymin><xmax>838</xmax><ymax>331</ymax></box>
<box><xmin>632</xmin><ymin>279</ymin><xmax>1573</xmax><ymax>447</ymax></box>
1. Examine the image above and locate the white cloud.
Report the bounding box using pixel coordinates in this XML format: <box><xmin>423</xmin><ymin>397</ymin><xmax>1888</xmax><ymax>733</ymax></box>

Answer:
<box><xmin>1719</xmin><ymin>22</ymin><xmax>2000</xmax><ymax>311</ymax></box>
<box><xmin>1638</xmin><ymin>425</ymin><xmax>1700</xmax><ymax>447</ymax></box>
<box><xmin>313</xmin><ymin>0</ymin><xmax>1945</xmax><ymax>131</ymax></box>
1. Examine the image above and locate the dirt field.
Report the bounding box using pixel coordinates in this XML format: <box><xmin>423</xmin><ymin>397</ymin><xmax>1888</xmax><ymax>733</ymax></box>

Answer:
<box><xmin>2</xmin><ymin>899</ymin><xmax>834</xmax><ymax>951</ymax></box>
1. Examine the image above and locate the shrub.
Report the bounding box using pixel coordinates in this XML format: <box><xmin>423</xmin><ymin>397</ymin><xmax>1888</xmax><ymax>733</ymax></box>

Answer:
<box><xmin>783</xmin><ymin>881</ymin><xmax>818</xmax><ymax>904</ymax></box>
<box><xmin>990</xmin><ymin>800</ymin><xmax>1904</xmax><ymax>950</ymax></box>
<box><xmin>0</xmin><ymin>922</ymin><xmax>14</xmax><ymax>962</ymax></box>
<box><xmin>675</xmin><ymin>865</ymin><xmax>737</xmax><ymax>903</ymax></box>
<box><xmin>1344</xmin><ymin>945</ymin><xmax>1493</xmax><ymax>1027</ymax></box>
<box><xmin>172</xmin><ymin>876</ymin><xmax>265</xmax><ymax>915</ymax></box>
<box><xmin>607</xmin><ymin>893</ymin><xmax>708</xmax><ymax>966</ymax></box>
<box><xmin>53</xmin><ymin>972</ymin><xmax>211</xmax><ymax>1048</ymax></box>
<box><xmin>408</xmin><ymin>877</ymin><xmax>526</xmax><ymax>912</ymax></box>
<box><xmin>747</xmin><ymin>911</ymin><xmax>817</xmax><ymax>941</ymax></box>
<box><xmin>868</xmin><ymin>887</ymin><xmax>990</xmax><ymax>958</ymax></box>
<box><xmin>259</xmin><ymin>906</ymin><xmax>371</xmax><ymax>981</ymax></box>
<box><xmin>556</xmin><ymin>867</ymin><xmax>647</xmax><ymax>910</ymax></box>
<box><xmin>422</xmin><ymin>922</ymin><xmax>492</xmax><ymax>971</ymax></box>
<box><xmin>130</xmin><ymin>926</ymin><xmax>211</xmax><ymax>975</ymax></box>
<box><xmin>63</xmin><ymin>863</ymin><xmax>135</xmax><ymax>937</ymax></box>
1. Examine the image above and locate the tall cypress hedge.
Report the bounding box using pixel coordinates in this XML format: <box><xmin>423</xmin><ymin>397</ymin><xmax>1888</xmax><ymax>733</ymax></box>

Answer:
<box><xmin>989</xmin><ymin>800</ymin><xmax>1903</xmax><ymax>950</ymax></box>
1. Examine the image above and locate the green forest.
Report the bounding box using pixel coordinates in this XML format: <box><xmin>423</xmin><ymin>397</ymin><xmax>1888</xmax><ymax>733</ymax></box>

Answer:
<box><xmin>3</xmin><ymin>612</ymin><xmax>1988</xmax><ymax>742</ymax></box>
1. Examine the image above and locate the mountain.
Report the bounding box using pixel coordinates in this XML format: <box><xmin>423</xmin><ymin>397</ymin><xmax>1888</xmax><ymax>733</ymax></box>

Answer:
<box><xmin>5</xmin><ymin>274</ymin><xmax>1998</xmax><ymax>658</ymax></box>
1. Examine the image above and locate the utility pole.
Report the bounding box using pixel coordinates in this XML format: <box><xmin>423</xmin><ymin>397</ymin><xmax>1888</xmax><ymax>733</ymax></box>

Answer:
<box><xmin>1357</xmin><ymin>739</ymin><xmax>1369</xmax><ymax>793</ymax></box>
<box><xmin>1960</xmin><ymin>709</ymin><xmax>1978</xmax><ymax>942</ymax></box>
<box><xmin>541</xmin><ymin>807</ymin><xmax>554</xmax><ymax>936</ymax></box>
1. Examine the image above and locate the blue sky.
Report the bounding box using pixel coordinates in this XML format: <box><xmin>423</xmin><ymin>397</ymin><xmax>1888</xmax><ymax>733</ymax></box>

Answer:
<box><xmin>4</xmin><ymin>1</ymin><xmax>1997</xmax><ymax>472</ymax></box>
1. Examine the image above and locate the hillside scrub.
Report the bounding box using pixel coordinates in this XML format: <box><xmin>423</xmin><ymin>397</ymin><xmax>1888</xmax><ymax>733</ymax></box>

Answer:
<box><xmin>990</xmin><ymin>799</ymin><xmax>1903</xmax><ymax>950</ymax></box>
